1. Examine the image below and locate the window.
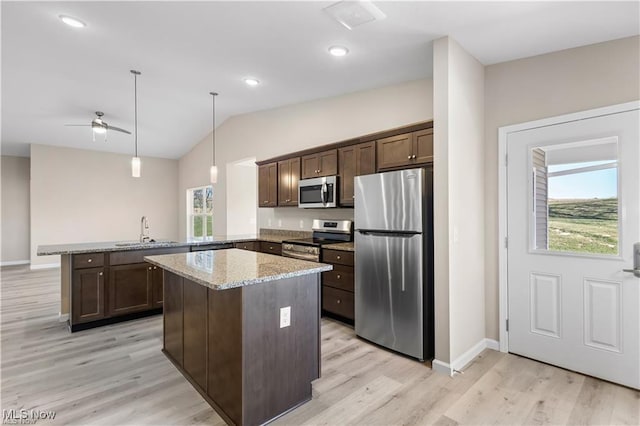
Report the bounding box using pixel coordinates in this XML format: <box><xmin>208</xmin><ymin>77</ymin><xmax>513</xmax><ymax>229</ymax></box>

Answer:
<box><xmin>187</xmin><ymin>186</ymin><xmax>213</xmax><ymax>239</ymax></box>
<box><xmin>531</xmin><ymin>138</ymin><xmax>619</xmax><ymax>256</ymax></box>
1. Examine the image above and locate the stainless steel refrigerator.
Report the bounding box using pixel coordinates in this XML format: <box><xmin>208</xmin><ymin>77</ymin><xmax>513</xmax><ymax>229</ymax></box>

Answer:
<box><xmin>354</xmin><ymin>167</ymin><xmax>434</xmax><ymax>361</ymax></box>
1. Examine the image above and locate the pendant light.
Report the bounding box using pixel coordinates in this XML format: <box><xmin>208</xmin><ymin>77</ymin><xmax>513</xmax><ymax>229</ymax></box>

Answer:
<box><xmin>131</xmin><ymin>70</ymin><xmax>142</xmax><ymax>178</ymax></box>
<box><xmin>209</xmin><ymin>91</ymin><xmax>219</xmax><ymax>184</ymax></box>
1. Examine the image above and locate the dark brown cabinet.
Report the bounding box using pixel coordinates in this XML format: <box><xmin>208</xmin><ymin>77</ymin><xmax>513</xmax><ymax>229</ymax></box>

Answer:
<box><xmin>71</xmin><ymin>267</ymin><xmax>105</xmax><ymax>324</ymax></box>
<box><xmin>301</xmin><ymin>149</ymin><xmax>338</xmax><ymax>179</ymax></box>
<box><xmin>163</xmin><ymin>272</ymin><xmax>183</xmax><ymax>366</ymax></box>
<box><xmin>108</xmin><ymin>263</ymin><xmax>153</xmax><ymax>316</ymax></box>
<box><xmin>338</xmin><ymin>141</ymin><xmax>376</xmax><ymax>206</ymax></box>
<box><xmin>258</xmin><ymin>162</ymin><xmax>278</xmax><ymax>207</ymax></box>
<box><xmin>277</xmin><ymin>157</ymin><xmax>300</xmax><ymax>206</ymax></box>
<box><xmin>377</xmin><ymin>129</ymin><xmax>433</xmax><ymax>171</ymax></box>
<box><xmin>321</xmin><ymin>249</ymin><xmax>354</xmax><ymax>322</ymax></box>
<box><xmin>259</xmin><ymin>242</ymin><xmax>282</xmax><ymax>256</ymax></box>
<box><xmin>234</xmin><ymin>241</ymin><xmax>259</xmax><ymax>251</ymax></box>
<box><xmin>152</xmin><ymin>265</ymin><xmax>163</xmax><ymax>307</ymax></box>
<box><xmin>183</xmin><ymin>278</ymin><xmax>208</xmax><ymax>390</ymax></box>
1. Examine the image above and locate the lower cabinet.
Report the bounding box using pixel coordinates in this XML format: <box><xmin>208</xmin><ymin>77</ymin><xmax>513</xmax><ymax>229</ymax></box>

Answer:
<box><xmin>234</xmin><ymin>241</ymin><xmax>259</xmax><ymax>251</ymax></box>
<box><xmin>259</xmin><ymin>241</ymin><xmax>282</xmax><ymax>256</ymax></box>
<box><xmin>183</xmin><ymin>279</ymin><xmax>208</xmax><ymax>389</ymax></box>
<box><xmin>71</xmin><ymin>267</ymin><xmax>106</xmax><ymax>324</ymax></box>
<box><xmin>108</xmin><ymin>263</ymin><xmax>154</xmax><ymax>316</ymax></box>
<box><xmin>152</xmin><ymin>265</ymin><xmax>164</xmax><ymax>307</ymax></box>
<box><xmin>163</xmin><ymin>272</ymin><xmax>184</xmax><ymax>365</ymax></box>
<box><xmin>321</xmin><ymin>249</ymin><xmax>355</xmax><ymax>322</ymax></box>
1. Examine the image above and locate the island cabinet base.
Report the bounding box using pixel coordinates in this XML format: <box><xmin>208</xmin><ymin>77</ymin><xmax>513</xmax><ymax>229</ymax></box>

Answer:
<box><xmin>163</xmin><ymin>271</ymin><xmax>321</xmax><ymax>426</ymax></box>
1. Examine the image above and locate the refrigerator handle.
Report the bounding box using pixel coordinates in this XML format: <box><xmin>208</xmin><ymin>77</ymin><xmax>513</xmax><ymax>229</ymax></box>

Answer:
<box><xmin>358</xmin><ymin>230</ymin><xmax>420</xmax><ymax>237</ymax></box>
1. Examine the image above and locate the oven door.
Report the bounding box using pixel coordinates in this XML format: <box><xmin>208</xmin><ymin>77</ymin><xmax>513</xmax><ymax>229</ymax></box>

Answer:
<box><xmin>298</xmin><ymin>176</ymin><xmax>337</xmax><ymax>208</ymax></box>
<box><xmin>282</xmin><ymin>243</ymin><xmax>320</xmax><ymax>262</ymax></box>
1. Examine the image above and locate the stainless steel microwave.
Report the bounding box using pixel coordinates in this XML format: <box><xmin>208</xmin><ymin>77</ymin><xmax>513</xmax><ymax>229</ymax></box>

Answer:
<box><xmin>298</xmin><ymin>176</ymin><xmax>337</xmax><ymax>208</ymax></box>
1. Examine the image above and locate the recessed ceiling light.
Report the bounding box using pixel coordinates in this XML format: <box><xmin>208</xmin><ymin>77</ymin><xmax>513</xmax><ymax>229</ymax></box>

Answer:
<box><xmin>244</xmin><ymin>78</ymin><xmax>260</xmax><ymax>87</ymax></box>
<box><xmin>59</xmin><ymin>15</ymin><xmax>86</xmax><ymax>28</ymax></box>
<box><xmin>328</xmin><ymin>46</ymin><xmax>349</xmax><ymax>57</ymax></box>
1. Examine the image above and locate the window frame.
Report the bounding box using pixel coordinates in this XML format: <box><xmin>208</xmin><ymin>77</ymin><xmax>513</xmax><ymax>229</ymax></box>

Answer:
<box><xmin>187</xmin><ymin>185</ymin><xmax>213</xmax><ymax>240</ymax></box>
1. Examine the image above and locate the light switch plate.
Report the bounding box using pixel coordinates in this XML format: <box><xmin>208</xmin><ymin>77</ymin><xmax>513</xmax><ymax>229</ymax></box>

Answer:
<box><xmin>280</xmin><ymin>306</ymin><xmax>291</xmax><ymax>328</ymax></box>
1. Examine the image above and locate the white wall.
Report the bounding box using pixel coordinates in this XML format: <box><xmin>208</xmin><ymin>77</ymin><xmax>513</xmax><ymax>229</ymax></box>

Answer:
<box><xmin>483</xmin><ymin>35</ymin><xmax>640</xmax><ymax>340</ymax></box>
<box><xmin>226</xmin><ymin>159</ymin><xmax>257</xmax><ymax>235</ymax></box>
<box><xmin>1</xmin><ymin>156</ymin><xmax>30</xmax><ymax>264</ymax></box>
<box><xmin>178</xmin><ymin>78</ymin><xmax>433</xmax><ymax>238</ymax></box>
<box><xmin>31</xmin><ymin>145</ymin><xmax>179</xmax><ymax>267</ymax></box>
<box><xmin>433</xmin><ymin>37</ymin><xmax>486</xmax><ymax>365</ymax></box>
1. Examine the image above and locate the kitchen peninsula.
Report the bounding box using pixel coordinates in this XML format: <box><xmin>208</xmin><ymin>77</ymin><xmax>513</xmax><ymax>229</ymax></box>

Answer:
<box><xmin>145</xmin><ymin>249</ymin><xmax>332</xmax><ymax>426</ymax></box>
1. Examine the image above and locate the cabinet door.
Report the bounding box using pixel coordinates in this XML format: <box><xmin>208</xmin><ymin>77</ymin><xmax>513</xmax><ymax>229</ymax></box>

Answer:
<box><xmin>258</xmin><ymin>162</ymin><xmax>278</xmax><ymax>207</ymax></box>
<box><xmin>152</xmin><ymin>265</ymin><xmax>163</xmax><ymax>307</ymax></box>
<box><xmin>376</xmin><ymin>133</ymin><xmax>414</xmax><ymax>171</ymax></box>
<box><xmin>164</xmin><ymin>271</ymin><xmax>183</xmax><ymax>366</ymax></box>
<box><xmin>339</xmin><ymin>142</ymin><xmax>376</xmax><ymax>206</ymax></box>
<box><xmin>183</xmin><ymin>278</ymin><xmax>208</xmax><ymax>390</ymax></box>
<box><xmin>413</xmin><ymin>128</ymin><xmax>433</xmax><ymax>164</ymax></box>
<box><xmin>301</xmin><ymin>154</ymin><xmax>319</xmax><ymax>179</ymax></box>
<box><xmin>108</xmin><ymin>263</ymin><xmax>153</xmax><ymax>316</ymax></box>
<box><xmin>318</xmin><ymin>149</ymin><xmax>338</xmax><ymax>177</ymax></box>
<box><xmin>277</xmin><ymin>157</ymin><xmax>300</xmax><ymax>206</ymax></box>
<box><xmin>338</xmin><ymin>146</ymin><xmax>356</xmax><ymax>205</ymax></box>
<box><xmin>72</xmin><ymin>267</ymin><xmax>105</xmax><ymax>324</ymax></box>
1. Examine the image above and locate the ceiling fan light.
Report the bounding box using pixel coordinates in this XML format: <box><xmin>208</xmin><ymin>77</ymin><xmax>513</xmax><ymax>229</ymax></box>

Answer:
<box><xmin>92</xmin><ymin>125</ymin><xmax>106</xmax><ymax>134</ymax></box>
<box><xmin>131</xmin><ymin>157</ymin><xmax>141</xmax><ymax>178</ymax></box>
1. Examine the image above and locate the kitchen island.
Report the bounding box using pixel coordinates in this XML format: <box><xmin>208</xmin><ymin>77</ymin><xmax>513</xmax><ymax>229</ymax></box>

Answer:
<box><xmin>145</xmin><ymin>249</ymin><xmax>332</xmax><ymax>426</ymax></box>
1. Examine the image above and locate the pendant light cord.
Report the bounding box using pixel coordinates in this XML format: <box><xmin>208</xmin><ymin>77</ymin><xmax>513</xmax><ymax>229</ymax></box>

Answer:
<box><xmin>131</xmin><ymin>70</ymin><xmax>141</xmax><ymax>157</ymax></box>
<box><xmin>210</xmin><ymin>92</ymin><xmax>218</xmax><ymax>166</ymax></box>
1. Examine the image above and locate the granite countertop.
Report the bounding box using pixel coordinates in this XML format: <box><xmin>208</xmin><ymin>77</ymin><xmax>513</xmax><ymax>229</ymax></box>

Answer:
<box><xmin>37</xmin><ymin>235</ymin><xmax>259</xmax><ymax>256</ymax></box>
<box><xmin>145</xmin><ymin>249</ymin><xmax>332</xmax><ymax>290</ymax></box>
<box><xmin>321</xmin><ymin>241</ymin><xmax>355</xmax><ymax>252</ymax></box>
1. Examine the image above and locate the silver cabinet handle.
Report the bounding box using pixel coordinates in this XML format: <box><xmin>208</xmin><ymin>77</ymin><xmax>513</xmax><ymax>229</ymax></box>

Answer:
<box><xmin>337</xmin><ymin>274</ymin><xmax>341</xmax><ymax>279</ymax></box>
<box><xmin>263</xmin><ymin>200</ymin><xmax>268</xmax><ymax>204</ymax></box>
<box><xmin>336</xmin><ymin>299</ymin><xmax>341</xmax><ymax>304</ymax></box>
<box><xmin>413</xmin><ymin>154</ymin><xmax>417</xmax><ymax>159</ymax></box>
<box><xmin>88</xmin><ymin>258</ymin><xmax>92</xmax><ymax>263</ymax></box>
<box><xmin>336</xmin><ymin>255</ymin><xmax>341</xmax><ymax>260</ymax></box>
<box><xmin>407</xmin><ymin>155</ymin><xmax>411</xmax><ymax>159</ymax></box>
<box><xmin>153</xmin><ymin>266</ymin><xmax>157</xmax><ymax>270</ymax></box>
<box><xmin>99</xmin><ymin>272</ymin><xmax>103</xmax><ymax>276</ymax></box>
<box><xmin>352</xmin><ymin>195</ymin><xmax>355</xmax><ymax>199</ymax></box>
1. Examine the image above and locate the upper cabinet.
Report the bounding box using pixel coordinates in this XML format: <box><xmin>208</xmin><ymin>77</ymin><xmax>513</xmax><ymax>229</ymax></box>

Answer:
<box><xmin>277</xmin><ymin>157</ymin><xmax>300</xmax><ymax>207</ymax></box>
<box><xmin>338</xmin><ymin>142</ymin><xmax>376</xmax><ymax>206</ymax></box>
<box><xmin>376</xmin><ymin>129</ymin><xmax>433</xmax><ymax>171</ymax></box>
<box><xmin>301</xmin><ymin>149</ymin><xmax>338</xmax><ymax>179</ymax></box>
<box><xmin>258</xmin><ymin>162</ymin><xmax>278</xmax><ymax>207</ymax></box>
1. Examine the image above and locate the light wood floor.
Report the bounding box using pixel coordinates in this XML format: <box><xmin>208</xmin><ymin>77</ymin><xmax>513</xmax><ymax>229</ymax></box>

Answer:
<box><xmin>1</xmin><ymin>265</ymin><xmax>638</xmax><ymax>425</ymax></box>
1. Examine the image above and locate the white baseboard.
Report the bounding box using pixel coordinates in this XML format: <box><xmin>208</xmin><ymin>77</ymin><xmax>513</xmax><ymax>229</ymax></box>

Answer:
<box><xmin>433</xmin><ymin>338</ymin><xmax>500</xmax><ymax>377</ymax></box>
<box><xmin>432</xmin><ymin>359</ymin><xmax>453</xmax><ymax>376</ymax></box>
<box><xmin>58</xmin><ymin>313</ymin><xmax>69</xmax><ymax>322</ymax></box>
<box><xmin>30</xmin><ymin>263</ymin><xmax>60</xmax><ymax>270</ymax></box>
<box><xmin>1</xmin><ymin>260</ymin><xmax>30</xmax><ymax>267</ymax></box>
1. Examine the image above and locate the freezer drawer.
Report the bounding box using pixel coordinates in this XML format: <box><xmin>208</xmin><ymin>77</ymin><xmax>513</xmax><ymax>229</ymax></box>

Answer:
<box><xmin>355</xmin><ymin>231</ymin><xmax>424</xmax><ymax>359</ymax></box>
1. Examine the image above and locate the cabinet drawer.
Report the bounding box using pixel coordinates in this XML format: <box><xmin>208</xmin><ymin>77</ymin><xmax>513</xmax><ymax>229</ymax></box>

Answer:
<box><xmin>234</xmin><ymin>241</ymin><xmax>259</xmax><ymax>251</ymax></box>
<box><xmin>191</xmin><ymin>243</ymin><xmax>234</xmax><ymax>252</ymax></box>
<box><xmin>322</xmin><ymin>249</ymin><xmax>354</xmax><ymax>266</ymax></box>
<box><xmin>259</xmin><ymin>242</ymin><xmax>282</xmax><ymax>256</ymax></box>
<box><xmin>73</xmin><ymin>253</ymin><xmax>104</xmax><ymax>269</ymax></box>
<box><xmin>322</xmin><ymin>264</ymin><xmax>354</xmax><ymax>292</ymax></box>
<box><xmin>322</xmin><ymin>286</ymin><xmax>354</xmax><ymax>320</ymax></box>
<box><xmin>110</xmin><ymin>247</ymin><xmax>187</xmax><ymax>265</ymax></box>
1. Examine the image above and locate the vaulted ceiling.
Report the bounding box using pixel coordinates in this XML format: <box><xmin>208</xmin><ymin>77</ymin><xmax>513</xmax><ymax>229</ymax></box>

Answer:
<box><xmin>2</xmin><ymin>1</ymin><xmax>638</xmax><ymax>159</ymax></box>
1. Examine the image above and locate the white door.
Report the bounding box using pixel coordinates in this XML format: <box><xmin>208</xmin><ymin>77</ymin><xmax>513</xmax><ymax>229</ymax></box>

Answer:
<box><xmin>507</xmin><ymin>108</ymin><xmax>639</xmax><ymax>389</ymax></box>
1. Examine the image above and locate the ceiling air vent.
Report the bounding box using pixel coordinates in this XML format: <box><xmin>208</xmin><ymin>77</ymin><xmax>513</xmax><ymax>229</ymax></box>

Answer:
<box><xmin>323</xmin><ymin>1</ymin><xmax>387</xmax><ymax>30</ymax></box>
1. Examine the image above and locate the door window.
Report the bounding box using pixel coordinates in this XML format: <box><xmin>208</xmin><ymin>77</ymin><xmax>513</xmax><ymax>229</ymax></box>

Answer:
<box><xmin>530</xmin><ymin>137</ymin><xmax>619</xmax><ymax>256</ymax></box>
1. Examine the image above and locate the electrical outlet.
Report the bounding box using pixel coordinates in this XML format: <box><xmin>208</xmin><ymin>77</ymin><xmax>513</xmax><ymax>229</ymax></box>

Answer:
<box><xmin>280</xmin><ymin>306</ymin><xmax>291</xmax><ymax>328</ymax></box>
<box><xmin>299</xmin><ymin>219</ymin><xmax>304</xmax><ymax>229</ymax></box>
<box><xmin>278</xmin><ymin>219</ymin><xmax>282</xmax><ymax>227</ymax></box>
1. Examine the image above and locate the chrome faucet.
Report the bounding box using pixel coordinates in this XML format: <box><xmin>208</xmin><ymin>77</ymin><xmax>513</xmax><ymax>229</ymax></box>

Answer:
<box><xmin>140</xmin><ymin>216</ymin><xmax>150</xmax><ymax>243</ymax></box>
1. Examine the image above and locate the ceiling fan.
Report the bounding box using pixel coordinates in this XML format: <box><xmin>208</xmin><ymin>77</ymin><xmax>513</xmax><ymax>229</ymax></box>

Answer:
<box><xmin>65</xmin><ymin>111</ymin><xmax>131</xmax><ymax>141</ymax></box>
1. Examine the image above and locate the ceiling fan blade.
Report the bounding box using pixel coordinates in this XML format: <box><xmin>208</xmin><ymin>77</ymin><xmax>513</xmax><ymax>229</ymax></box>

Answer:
<box><xmin>64</xmin><ymin>124</ymin><xmax>91</xmax><ymax>127</ymax></box>
<box><xmin>106</xmin><ymin>125</ymin><xmax>131</xmax><ymax>135</ymax></box>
